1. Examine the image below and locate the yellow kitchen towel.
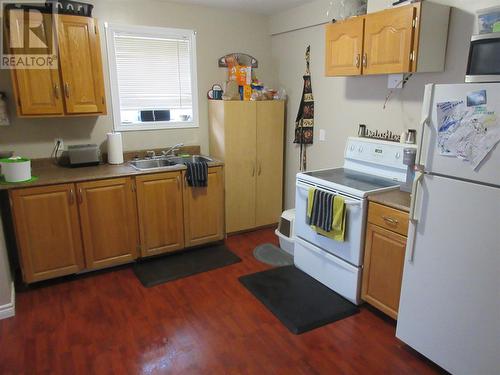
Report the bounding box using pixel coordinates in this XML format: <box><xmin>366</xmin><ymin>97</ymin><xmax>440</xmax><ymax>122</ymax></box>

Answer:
<box><xmin>307</xmin><ymin>188</ymin><xmax>346</xmax><ymax>242</ymax></box>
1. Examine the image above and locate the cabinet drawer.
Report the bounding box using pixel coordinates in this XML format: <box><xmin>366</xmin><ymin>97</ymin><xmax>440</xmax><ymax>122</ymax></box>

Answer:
<box><xmin>367</xmin><ymin>202</ymin><xmax>408</xmax><ymax>236</ymax></box>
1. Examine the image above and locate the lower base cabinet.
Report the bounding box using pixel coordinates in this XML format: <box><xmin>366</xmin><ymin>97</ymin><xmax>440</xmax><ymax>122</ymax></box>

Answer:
<box><xmin>9</xmin><ymin>167</ymin><xmax>225</xmax><ymax>283</ymax></box>
<box><xmin>136</xmin><ymin>171</ymin><xmax>184</xmax><ymax>257</ymax></box>
<box><xmin>183</xmin><ymin>166</ymin><xmax>224</xmax><ymax>247</ymax></box>
<box><xmin>362</xmin><ymin>202</ymin><xmax>408</xmax><ymax>319</ymax></box>
<box><xmin>77</xmin><ymin>178</ymin><xmax>139</xmax><ymax>270</ymax></box>
<box><xmin>10</xmin><ymin>184</ymin><xmax>84</xmax><ymax>283</ymax></box>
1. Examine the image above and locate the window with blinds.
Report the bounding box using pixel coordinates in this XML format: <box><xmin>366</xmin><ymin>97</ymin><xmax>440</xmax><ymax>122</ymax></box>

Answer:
<box><xmin>105</xmin><ymin>24</ymin><xmax>198</xmax><ymax>131</ymax></box>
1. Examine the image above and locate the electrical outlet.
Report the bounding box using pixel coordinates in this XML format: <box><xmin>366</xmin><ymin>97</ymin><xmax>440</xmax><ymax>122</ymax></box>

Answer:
<box><xmin>54</xmin><ymin>138</ymin><xmax>64</xmax><ymax>151</ymax></box>
<box><xmin>388</xmin><ymin>74</ymin><xmax>404</xmax><ymax>89</ymax></box>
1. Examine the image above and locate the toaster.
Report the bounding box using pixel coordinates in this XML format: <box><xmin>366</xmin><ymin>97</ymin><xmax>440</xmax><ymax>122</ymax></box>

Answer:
<box><xmin>68</xmin><ymin>144</ymin><xmax>100</xmax><ymax>167</ymax></box>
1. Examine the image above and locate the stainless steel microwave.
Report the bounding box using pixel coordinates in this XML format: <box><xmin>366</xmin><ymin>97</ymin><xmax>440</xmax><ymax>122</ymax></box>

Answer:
<box><xmin>466</xmin><ymin>33</ymin><xmax>500</xmax><ymax>83</ymax></box>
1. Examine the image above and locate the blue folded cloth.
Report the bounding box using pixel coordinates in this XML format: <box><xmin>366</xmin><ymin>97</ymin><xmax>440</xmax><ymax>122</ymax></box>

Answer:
<box><xmin>186</xmin><ymin>161</ymin><xmax>208</xmax><ymax>187</ymax></box>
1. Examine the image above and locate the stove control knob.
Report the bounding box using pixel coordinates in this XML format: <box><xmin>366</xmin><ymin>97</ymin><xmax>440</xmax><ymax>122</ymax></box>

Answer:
<box><xmin>349</xmin><ymin>145</ymin><xmax>355</xmax><ymax>152</ymax></box>
<box><xmin>358</xmin><ymin>146</ymin><xmax>363</xmax><ymax>153</ymax></box>
<box><xmin>395</xmin><ymin>152</ymin><xmax>401</xmax><ymax>159</ymax></box>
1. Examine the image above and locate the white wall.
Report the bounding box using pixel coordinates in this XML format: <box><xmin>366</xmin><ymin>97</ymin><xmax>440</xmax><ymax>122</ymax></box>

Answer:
<box><xmin>0</xmin><ymin>0</ymin><xmax>276</xmax><ymax>158</ymax></box>
<box><xmin>271</xmin><ymin>0</ymin><xmax>499</xmax><ymax>209</ymax></box>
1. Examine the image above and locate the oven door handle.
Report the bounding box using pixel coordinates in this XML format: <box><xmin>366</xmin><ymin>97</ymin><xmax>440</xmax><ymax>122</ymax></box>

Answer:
<box><xmin>296</xmin><ymin>181</ymin><xmax>361</xmax><ymax>206</ymax></box>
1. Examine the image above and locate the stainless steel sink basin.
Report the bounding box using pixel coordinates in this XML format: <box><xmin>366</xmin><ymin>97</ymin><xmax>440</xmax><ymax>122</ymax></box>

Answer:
<box><xmin>129</xmin><ymin>158</ymin><xmax>178</xmax><ymax>171</ymax></box>
<box><xmin>129</xmin><ymin>155</ymin><xmax>213</xmax><ymax>171</ymax></box>
<box><xmin>167</xmin><ymin>155</ymin><xmax>213</xmax><ymax>165</ymax></box>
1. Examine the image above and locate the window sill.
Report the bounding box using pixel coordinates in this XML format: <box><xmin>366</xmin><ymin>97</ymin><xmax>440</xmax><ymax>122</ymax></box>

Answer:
<box><xmin>115</xmin><ymin>122</ymin><xmax>199</xmax><ymax>132</ymax></box>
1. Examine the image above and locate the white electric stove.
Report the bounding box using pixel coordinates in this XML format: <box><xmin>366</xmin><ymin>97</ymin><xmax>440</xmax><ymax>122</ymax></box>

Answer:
<box><xmin>294</xmin><ymin>137</ymin><xmax>416</xmax><ymax>304</ymax></box>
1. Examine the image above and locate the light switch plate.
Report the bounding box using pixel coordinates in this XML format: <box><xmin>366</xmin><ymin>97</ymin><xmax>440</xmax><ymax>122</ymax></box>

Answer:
<box><xmin>319</xmin><ymin>129</ymin><xmax>326</xmax><ymax>141</ymax></box>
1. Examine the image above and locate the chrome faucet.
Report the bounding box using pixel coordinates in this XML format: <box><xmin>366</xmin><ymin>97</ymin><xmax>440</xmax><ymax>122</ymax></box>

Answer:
<box><xmin>162</xmin><ymin>143</ymin><xmax>184</xmax><ymax>157</ymax></box>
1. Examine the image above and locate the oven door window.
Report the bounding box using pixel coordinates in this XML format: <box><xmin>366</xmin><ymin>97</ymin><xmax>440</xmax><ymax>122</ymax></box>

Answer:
<box><xmin>467</xmin><ymin>39</ymin><xmax>500</xmax><ymax>75</ymax></box>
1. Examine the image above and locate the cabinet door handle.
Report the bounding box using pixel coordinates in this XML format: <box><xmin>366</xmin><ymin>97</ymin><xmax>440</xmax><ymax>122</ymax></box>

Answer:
<box><xmin>54</xmin><ymin>84</ymin><xmax>60</xmax><ymax>99</ymax></box>
<box><xmin>362</xmin><ymin>53</ymin><xmax>368</xmax><ymax>68</ymax></box>
<box><xmin>383</xmin><ymin>216</ymin><xmax>398</xmax><ymax>225</ymax></box>
<box><xmin>77</xmin><ymin>188</ymin><xmax>83</xmax><ymax>204</ymax></box>
<box><xmin>68</xmin><ymin>189</ymin><xmax>75</xmax><ymax>205</ymax></box>
<box><xmin>252</xmin><ymin>164</ymin><xmax>255</xmax><ymax>177</ymax></box>
<box><xmin>258</xmin><ymin>162</ymin><xmax>262</xmax><ymax>176</ymax></box>
<box><xmin>64</xmin><ymin>82</ymin><xmax>70</xmax><ymax>98</ymax></box>
<box><xmin>355</xmin><ymin>54</ymin><xmax>360</xmax><ymax>68</ymax></box>
<box><xmin>176</xmin><ymin>175</ymin><xmax>180</xmax><ymax>189</ymax></box>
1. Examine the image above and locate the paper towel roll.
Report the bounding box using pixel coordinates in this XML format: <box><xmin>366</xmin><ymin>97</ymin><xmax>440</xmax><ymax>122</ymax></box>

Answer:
<box><xmin>107</xmin><ymin>132</ymin><xmax>124</xmax><ymax>164</ymax></box>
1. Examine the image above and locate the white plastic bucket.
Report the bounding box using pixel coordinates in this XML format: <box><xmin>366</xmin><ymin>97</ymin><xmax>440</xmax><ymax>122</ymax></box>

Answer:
<box><xmin>0</xmin><ymin>157</ymin><xmax>31</xmax><ymax>182</ymax></box>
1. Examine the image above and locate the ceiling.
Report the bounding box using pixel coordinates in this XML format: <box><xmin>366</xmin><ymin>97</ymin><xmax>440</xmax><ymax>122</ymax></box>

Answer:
<box><xmin>166</xmin><ymin>0</ymin><xmax>317</xmax><ymax>15</ymax></box>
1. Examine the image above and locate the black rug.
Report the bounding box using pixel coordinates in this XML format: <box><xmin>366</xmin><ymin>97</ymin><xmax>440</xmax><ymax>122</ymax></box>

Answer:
<box><xmin>239</xmin><ymin>266</ymin><xmax>359</xmax><ymax>334</ymax></box>
<box><xmin>134</xmin><ymin>243</ymin><xmax>241</xmax><ymax>287</ymax></box>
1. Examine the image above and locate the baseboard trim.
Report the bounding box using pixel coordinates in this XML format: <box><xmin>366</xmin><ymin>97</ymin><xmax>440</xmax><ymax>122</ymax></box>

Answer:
<box><xmin>0</xmin><ymin>282</ymin><xmax>15</xmax><ymax>320</ymax></box>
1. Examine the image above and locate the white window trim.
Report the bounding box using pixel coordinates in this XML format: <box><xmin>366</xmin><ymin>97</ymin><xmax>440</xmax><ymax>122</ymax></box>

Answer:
<box><xmin>104</xmin><ymin>23</ymin><xmax>199</xmax><ymax>132</ymax></box>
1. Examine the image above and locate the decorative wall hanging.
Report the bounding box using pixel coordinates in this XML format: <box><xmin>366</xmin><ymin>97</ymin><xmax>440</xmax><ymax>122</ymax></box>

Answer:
<box><xmin>218</xmin><ymin>53</ymin><xmax>258</xmax><ymax>68</ymax></box>
<box><xmin>294</xmin><ymin>46</ymin><xmax>314</xmax><ymax>171</ymax></box>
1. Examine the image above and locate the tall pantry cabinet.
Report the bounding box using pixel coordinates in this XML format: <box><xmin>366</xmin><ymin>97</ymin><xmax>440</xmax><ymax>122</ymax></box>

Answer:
<box><xmin>209</xmin><ymin>100</ymin><xmax>285</xmax><ymax>233</ymax></box>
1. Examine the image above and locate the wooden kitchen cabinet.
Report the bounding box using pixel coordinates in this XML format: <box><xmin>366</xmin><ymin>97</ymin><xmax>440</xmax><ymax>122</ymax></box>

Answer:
<box><xmin>5</xmin><ymin>12</ymin><xmax>106</xmax><ymax>117</ymax></box>
<box><xmin>10</xmin><ymin>184</ymin><xmax>84</xmax><ymax>283</ymax></box>
<box><xmin>9</xmin><ymin>167</ymin><xmax>224</xmax><ymax>283</ymax></box>
<box><xmin>209</xmin><ymin>100</ymin><xmax>285</xmax><ymax>233</ymax></box>
<box><xmin>183</xmin><ymin>166</ymin><xmax>224</xmax><ymax>247</ymax></box>
<box><xmin>363</xmin><ymin>6</ymin><xmax>416</xmax><ymax>75</ymax></box>
<box><xmin>136</xmin><ymin>171</ymin><xmax>185</xmax><ymax>257</ymax></box>
<box><xmin>325</xmin><ymin>2</ymin><xmax>450</xmax><ymax>76</ymax></box>
<box><xmin>76</xmin><ymin>178</ymin><xmax>138</xmax><ymax>270</ymax></box>
<box><xmin>325</xmin><ymin>17</ymin><xmax>364</xmax><ymax>76</ymax></box>
<box><xmin>7</xmin><ymin>10</ymin><xmax>65</xmax><ymax>116</ymax></box>
<box><xmin>255</xmin><ymin>102</ymin><xmax>285</xmax><ymax>227</ymax></box>
<box><xmin>57</xmin><ymin>15</ymin><xmax>106</xmax><ymax>114</ymax></box>
<box><xmin>362</xmin><ymin>202</ymin><xmax>408</xmax><ymax>319</ymax></box>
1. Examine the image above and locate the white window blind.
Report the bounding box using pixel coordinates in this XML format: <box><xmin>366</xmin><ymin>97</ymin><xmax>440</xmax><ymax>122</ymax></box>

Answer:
<box><xmin>105</xmin><ymin>23</ymin><xmax>198</xmax><ymax>131</ymax></box>
<box><xmin>114</xmin><ymin>35</ymin><xmax>192</xmax><ymax>110</ymax></box>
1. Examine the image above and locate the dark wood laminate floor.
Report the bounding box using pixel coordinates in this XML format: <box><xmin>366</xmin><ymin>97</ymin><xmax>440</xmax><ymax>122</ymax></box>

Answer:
<box><xmin>0</xmin><ymin>229</ymin><xmax>444</xmax><ymax>375</ymax></box>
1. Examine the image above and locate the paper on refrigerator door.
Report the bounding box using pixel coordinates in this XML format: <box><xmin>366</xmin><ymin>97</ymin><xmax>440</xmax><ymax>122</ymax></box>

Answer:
<box><xmin>437</xmin><ymin>101</ymin><xmax>500</xmax><ymax>170</ymax></box>
<box><xmin>436</xmin><ymin>100</ymin><xmax>468</xmax><ymax>155</ymax></box>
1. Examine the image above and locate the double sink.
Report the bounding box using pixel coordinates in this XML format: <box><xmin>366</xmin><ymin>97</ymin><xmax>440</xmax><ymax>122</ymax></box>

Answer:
<box><xmin>130</xmin><ymin>155</ymin><xmax>213</xmax><ymax>171</ymax></box>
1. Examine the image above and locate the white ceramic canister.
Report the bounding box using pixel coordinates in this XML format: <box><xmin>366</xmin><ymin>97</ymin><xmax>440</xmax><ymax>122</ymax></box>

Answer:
<box><xmin>0</xmin><ymin>157</ymin><xmax>31</xmax><ymax>182</ymax></box>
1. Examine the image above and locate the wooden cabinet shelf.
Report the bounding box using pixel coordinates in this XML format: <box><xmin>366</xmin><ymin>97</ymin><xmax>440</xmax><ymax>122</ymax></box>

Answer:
<box><xmin>362</xmin><ymin>202</ymin><xmax>409</xmax><ymax>319</ymax></box>
<box><xmin>6</xmin><ymin>12</ymin><xmax>106</xmax><ymax>117</ymax></box>
<box><xmin>9</xmin><ymin>167</ymin><xmax>225</xmax><ymax>283</ymax></box>
<box><xmin>325</xmin><ymin>2</ymin><xmax>450</xmax><ymax>76</ymax></box>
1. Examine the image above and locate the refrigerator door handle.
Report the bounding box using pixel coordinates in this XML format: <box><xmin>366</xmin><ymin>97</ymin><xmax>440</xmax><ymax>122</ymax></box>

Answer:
<box><xmin>407</xmin><ymin>171</ymin><xmax>424</xmax><ymax>263</ymax></box>
<box><xmin>409</xmin><ymin>170</ymin><xmax>424</xmax><ymax>222</ymax></box>
<box><xmin>416</xmin><ymin>83</ymin><xmax>434</xmax><ymax>168</ymax></box>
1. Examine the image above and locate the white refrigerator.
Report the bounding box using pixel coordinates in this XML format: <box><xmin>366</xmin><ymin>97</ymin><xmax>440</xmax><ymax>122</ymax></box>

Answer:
<box><xmin>396</xmin><ymin>83</ymin><xmax>500</xmax><ymax>375</ymax></box>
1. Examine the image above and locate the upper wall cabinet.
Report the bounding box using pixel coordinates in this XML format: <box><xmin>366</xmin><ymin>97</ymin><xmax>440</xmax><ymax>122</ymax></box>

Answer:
<box><xmin>56</xmin><ymin>16</ymin><xmax>106</xmax><ymax>114</ymax></box>
<box><xmin>325</xmin><ymin>17</ymin><xmax>364</xmax><ymax>76</ymax></box>
<box><xmin>363</xmin><ymin>6</ymin><xmax>416</xmax><ymax>75</ymax></box>
<box><xmin>6</xmin><ymin>12</ymin><xmax>106</xmax><ymax>117</ymax></box>
<box><xmin>325</xmin><ymin>2</ymin><xmax>450</xmax><ymax>76</ymax></box>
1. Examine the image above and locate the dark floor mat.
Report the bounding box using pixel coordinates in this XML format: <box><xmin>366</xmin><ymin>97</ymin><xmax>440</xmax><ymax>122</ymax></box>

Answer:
<box><xmin>134</xmin><ymin>243</ymin><xmax>241</xmax><ymax>287</ymax></box>
<box><xmin>239</xmin><ymin>265</ymin><xmax>359</xmax><ymax>334</ymax></box>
